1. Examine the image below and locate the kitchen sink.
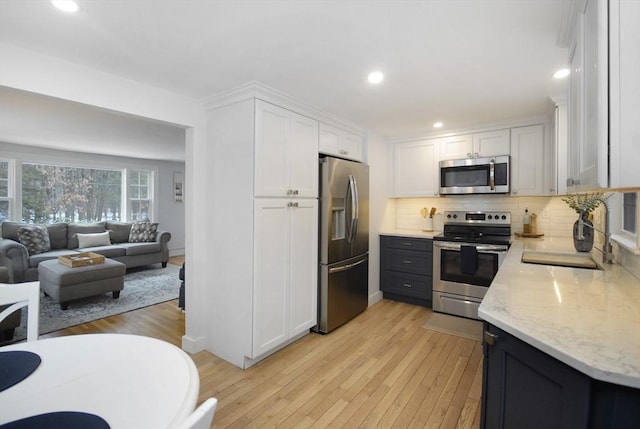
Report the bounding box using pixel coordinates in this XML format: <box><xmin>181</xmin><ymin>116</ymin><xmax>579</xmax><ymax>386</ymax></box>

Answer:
<box><xmin>521</xmin><ymin>251</ymin><xmax>601</xmax><ymax>270</ymax></box>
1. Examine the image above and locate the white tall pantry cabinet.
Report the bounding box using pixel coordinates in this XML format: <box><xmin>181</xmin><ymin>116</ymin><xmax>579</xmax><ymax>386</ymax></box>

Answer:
<box><xmin>205</xmin><ymin>96</ymin><xmax>318</xmax><ymax>368</ymax></box>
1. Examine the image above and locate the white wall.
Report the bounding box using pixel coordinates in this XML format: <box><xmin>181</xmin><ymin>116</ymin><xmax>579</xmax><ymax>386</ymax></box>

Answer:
<box><xmin>366</xmin><ymin>131</ymin><xmax>396</xmax><ymax>305</ymax></box>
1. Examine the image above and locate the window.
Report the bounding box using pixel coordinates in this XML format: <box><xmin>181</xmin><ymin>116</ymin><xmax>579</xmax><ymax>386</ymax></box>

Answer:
<box><xmin>0</xmin><ymin>160</ymin><xmax>11</xmax><ymax>222</ymax></box>
<box><xmin>2</xmin><ymin>159</ymin><xmax>157</xmax><ymax>225</ymax></box>
<box><xmin>622</xmin><ymin>192</ymin><xmax>637</xmax><ymax>235</ymax></box>
<box><xmin>129</xmin><ymin>170</ymin><xmax>152</xmax><ymax>221</ymax></box>
<box><xmin>22</xmin><ymin>163</ymin><xmax>122</xmax><ymax>223</ymax></box>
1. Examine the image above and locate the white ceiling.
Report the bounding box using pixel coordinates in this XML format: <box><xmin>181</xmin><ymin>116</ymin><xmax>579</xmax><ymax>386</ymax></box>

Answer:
<box><xmin>0</xmin><ymin>0</ymin><xmax>569</xmax><ymax>161</ymax></box>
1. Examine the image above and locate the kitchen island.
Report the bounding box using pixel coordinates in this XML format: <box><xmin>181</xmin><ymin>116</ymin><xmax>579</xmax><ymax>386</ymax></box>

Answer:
<box><xmin>479</xmin><ymin>237</ymin><xmax>640</xmax><ymax>428</ymax></box>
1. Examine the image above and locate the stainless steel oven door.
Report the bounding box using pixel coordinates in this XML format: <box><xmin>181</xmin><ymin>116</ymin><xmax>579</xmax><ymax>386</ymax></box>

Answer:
<box><xmin>432</xmin><ymin>241</ymin><xmax>508</xmax><ymax>319</ymax></box>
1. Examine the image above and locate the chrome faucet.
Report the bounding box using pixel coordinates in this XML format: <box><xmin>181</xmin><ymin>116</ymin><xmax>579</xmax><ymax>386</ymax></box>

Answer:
<box><xmin>577</xmin><ymin>196</ymin><xmax>614</xmax><ymax>264</ymax></box>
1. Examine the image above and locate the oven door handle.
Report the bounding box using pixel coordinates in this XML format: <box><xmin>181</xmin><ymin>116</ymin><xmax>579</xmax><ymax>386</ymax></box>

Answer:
<box><xmin>477</xmin><ymin>249</ymin><xmax>508</xmax><ymax>255</ymax></box>
<box><xmin>434</xmin><ymin>242</ymin><xmax>509</xmax><ymax>253</ymax></box>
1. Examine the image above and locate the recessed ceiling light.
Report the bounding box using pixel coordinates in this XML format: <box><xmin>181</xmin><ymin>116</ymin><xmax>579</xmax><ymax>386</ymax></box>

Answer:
<box><xmin>433</xmin><ymin>122</ymin><xmax>444</xmax><ymax>128</ymax></box>
<box><xmin>368</xmin><ymin>71</ymin><xmax>384</xmax><ymax>85</ymax></box>
<box><xmin>51</xmin><ymin>0</ymin><xmax>79</xmax><ymax>13</ymax></box>
<box><xmin>553</xmin><ymin>68</ymin><xmax>570</xmax><ymax>79</ymax></box>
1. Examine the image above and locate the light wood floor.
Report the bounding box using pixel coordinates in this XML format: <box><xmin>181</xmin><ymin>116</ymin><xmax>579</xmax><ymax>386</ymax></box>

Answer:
<box><xmin>43</xmin><ymin>259</ymin><xmax>483</xmax><ymax>428</ymax></box>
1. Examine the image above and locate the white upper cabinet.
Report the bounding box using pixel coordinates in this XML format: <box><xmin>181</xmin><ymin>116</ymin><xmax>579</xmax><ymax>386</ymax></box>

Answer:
<box><xmin>510</xmin><ymin>124</ymin><xmax>545</xmax><ymax>196</ymax></box>
<box><xmin>440</xmin><ymin>134</ymin><xmax>473</xmax><ymax>160</ymax></box>
<box><xmin>440</xmin><ymin>129</ymin><xmax>510</xmax><ymax>160</ymax></box>
<box><xmin>609</xmin><ymin>0</ymin><xmax>640</xmax><ymax>188</ymax></box>
<box><xmin>566</xmin><ymin>0</ymin><xmax>609</xmax><ymax>190</ymax></box>
<box><xmin>392</xmin><ymin>125</ymin><xmax>551</xmax><ymax>197</ymax></box>
<box><xmin>392</xmin><ymin>138</ymin><xmax>440</xmax><ymax>197</ymax></box>
<box><xmin>473</xmin><ymin>129</ymin><xmax>511</xmax><ymax>158</ymax></box>
<box><xmin>255</xmin><ymin>100</ymin><xmax>318</xmax><ymax>198</ymax></box>
<box><xmin>319</xmin><ymin>123</ymin><xmax>364</xmax><ymax>162</ymax></box>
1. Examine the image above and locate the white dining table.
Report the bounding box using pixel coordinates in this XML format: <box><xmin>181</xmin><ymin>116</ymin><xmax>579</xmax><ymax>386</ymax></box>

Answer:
<box><xmin>0</xmin><ymin>334</ymin><xmax>199</xmax><ymax>428</ymax></box>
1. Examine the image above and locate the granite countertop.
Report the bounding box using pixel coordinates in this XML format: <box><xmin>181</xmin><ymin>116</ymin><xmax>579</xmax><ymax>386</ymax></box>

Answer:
<box><xmin>479</xmin><ymin>237</ymin><xmax>640</xmax><ymax>389</ymax></box>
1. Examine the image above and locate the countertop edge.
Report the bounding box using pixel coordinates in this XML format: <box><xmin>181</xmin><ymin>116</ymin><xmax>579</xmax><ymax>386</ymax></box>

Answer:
<box><xmin>478</xmin><ymin>308</ymin><xmax>640</xmax><ymax>389</ymax></box>
<box><xmin>479</xmin><ymin>238</ymin><xmax>640</xmax><ymax>390</ymax></box>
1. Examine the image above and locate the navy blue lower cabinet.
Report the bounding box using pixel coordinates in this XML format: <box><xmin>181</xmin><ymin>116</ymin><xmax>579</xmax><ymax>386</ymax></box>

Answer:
<box><xmin>380</xmin><ymin>236</ymin><xmax>432</xmax><ymax>307</ymax></box>
<box><xmin>481</xmin><ymin>322</ymin><xmax>640</xmax><ymax>429</ymax></box>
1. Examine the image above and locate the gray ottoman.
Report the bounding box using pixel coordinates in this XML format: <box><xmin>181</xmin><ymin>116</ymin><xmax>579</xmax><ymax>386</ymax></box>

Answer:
<box><xmin>38</xmin><ymin>258</ymin><xmax>127</xmax><ymax>310</ymax></box>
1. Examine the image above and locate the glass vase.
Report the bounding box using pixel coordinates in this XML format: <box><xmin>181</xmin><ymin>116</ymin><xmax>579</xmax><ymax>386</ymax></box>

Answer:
<box><xmin>573</xmin><ymin>214</ymin><xmax>594</xmax><ymax>252</ymax></box>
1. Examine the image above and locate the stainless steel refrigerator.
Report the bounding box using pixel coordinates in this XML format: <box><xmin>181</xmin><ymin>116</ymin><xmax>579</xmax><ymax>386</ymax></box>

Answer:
<box><xmin>318</xmin><ymin>156</ymin><xmax>369</xmax><ymax>333</ymax></box>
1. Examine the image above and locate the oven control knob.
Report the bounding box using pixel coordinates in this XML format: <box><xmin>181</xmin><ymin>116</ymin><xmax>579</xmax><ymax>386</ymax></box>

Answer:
<box><xmin>446</xmin><ymin>214</ymin><xmax>451</xmax><ymax>219</ymax></box>
<box><xmin>501</xmin><ymin>215</ymin><xmax>507</xmax><ymax>220</ymax></box>
<box><xmin>452</xmin><ymin>214</ymin><xmax>457</xmax><ymax>219</ymax></box>
<box><xmin>488</xmin><ymin>215</ymin><xmax>493</xmax><ymax>220</ymax></box>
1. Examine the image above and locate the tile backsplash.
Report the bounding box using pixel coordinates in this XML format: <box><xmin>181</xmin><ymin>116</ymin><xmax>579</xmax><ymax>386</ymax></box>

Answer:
<box><xmin>394</xmin><ymin>195</ymin><xmax>577</xmax><ymax>237</ymax></box>
<box><xmin>391</xmin><ymin>194</ymin><xmax>640</xmax><ymax>280</ymax></box>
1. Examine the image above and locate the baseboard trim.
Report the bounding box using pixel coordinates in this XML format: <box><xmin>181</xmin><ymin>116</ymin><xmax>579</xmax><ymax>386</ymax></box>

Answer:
<box><xmin>181</xmin><ymin>334</ymin><xmax>206</xmax><ymax>354</ymax></box>
<box><xmin>369</xmin><ymin>290</ymin><xmax>383</xmax><ymax>306</ymax></box>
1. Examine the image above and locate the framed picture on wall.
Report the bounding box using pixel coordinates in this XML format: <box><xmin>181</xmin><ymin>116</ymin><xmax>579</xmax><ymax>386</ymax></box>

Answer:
<box><xmin>174</xmin><ymin>172</ymin><xmax>184</xmax><ymax>202</ymax></box>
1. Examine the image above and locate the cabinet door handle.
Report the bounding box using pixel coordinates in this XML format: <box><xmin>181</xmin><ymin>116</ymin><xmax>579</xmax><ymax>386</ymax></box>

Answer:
<box><xmin>467</xmin><ymin>152</ymin><xmax>472</xmax><ymax>158</ymax></box>
<box><xmin>402</xmin><ymin>283</ymin><xmax>413</xmax><ymax>288</ymax></box>
<box><xmin>402</xmin><ymin>242</ymin><xmax>413</xmax><ymax>246</ymax></box>
<box><xmin>484</xmin><ymin>331</ymin><xmax>498</xmax><ymax>345</ymax></box>
<box><xmin>403</xmin><ymin>260</ymin><xmax>412</xmax><ymax>264</ymax></box>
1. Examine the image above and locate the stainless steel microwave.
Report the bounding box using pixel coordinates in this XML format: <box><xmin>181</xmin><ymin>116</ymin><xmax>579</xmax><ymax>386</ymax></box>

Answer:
<box><xmin>439</xmin><ymin>155</ymin><xmax>510</xmax><ymax>195</ymax></box>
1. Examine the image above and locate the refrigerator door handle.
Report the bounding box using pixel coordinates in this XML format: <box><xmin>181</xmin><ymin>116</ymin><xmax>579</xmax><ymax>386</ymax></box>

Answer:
<box><xmin>328</xmin><ymin>257</ymin><xmax>367</xmax><ymax>274</ymax></box>
<box><xmin>346</xmin><ymin>174</ymin><xmax>359</xmax><ymax>243</ymax></box>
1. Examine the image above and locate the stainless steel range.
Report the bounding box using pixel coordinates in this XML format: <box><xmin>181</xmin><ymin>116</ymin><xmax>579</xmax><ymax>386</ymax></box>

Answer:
<box><xmin>432</xmin><ymin>211</ymin><xmax>511</xmax><ymax>320</ymax></box>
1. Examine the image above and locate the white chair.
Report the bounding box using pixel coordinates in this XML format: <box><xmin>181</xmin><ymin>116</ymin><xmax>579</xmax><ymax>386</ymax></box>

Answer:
<box><xmin>0</xmin><ymin>281</ymin><xmax>40</xmax><ymax>342</ymax></box>
<box><xmin>176</xmin><ymin>397</ymin><xmax>218</xmax><ymax>429</ymax></box>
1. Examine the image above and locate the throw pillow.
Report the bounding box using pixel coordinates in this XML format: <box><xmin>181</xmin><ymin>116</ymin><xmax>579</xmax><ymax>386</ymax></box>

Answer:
<box><xmin>128</xmin><ymin>222</ymin><xmax>159</xmax><ymax>243</ymax></box>
<box><xmin>76</xmin><ymin>231</ymin><xmax>112</xmax><ymax>248</ymax></box>
<box><xmin>106</xmin><ymin>222</ymin><xmax>133</xmax><ymax>243</ymax></box>
<box><xmin>17</xmin><ymin>225</ymin><xmax>51</xmax><ymax>255</ymax></box>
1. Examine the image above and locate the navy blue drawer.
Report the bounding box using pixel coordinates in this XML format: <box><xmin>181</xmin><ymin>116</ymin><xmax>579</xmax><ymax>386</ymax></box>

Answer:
<box><xmin>384</xmin><ymin>248</ymin><xmax>432</xmax><ymax>275</ymax></box>
<box><xmin>381</xmin><ymin>236</ymin><xmax>432</xmax><ymax>253</ymax></box>
<box><xmin>382</xmin><ymin>271</ymin><xmax>431</xmax><ymax>299</ymax></box>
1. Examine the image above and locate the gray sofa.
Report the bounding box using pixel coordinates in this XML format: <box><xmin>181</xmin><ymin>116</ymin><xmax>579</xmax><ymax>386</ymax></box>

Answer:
<box><xmin>0</xmin><ymin>221</ymin><xmax>171</xmax><ymax>283</ymax></box>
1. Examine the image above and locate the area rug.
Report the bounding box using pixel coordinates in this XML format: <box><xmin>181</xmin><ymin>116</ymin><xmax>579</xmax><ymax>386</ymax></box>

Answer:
<box><xmin>13</xmin><ymin>264</ymin><xmax>181</xmax><ymax>341</ymax></box>
<box><xmin>422</xmin><ymin>312</ymin><xmax>483</xmax><ymax>341</ymax></box>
